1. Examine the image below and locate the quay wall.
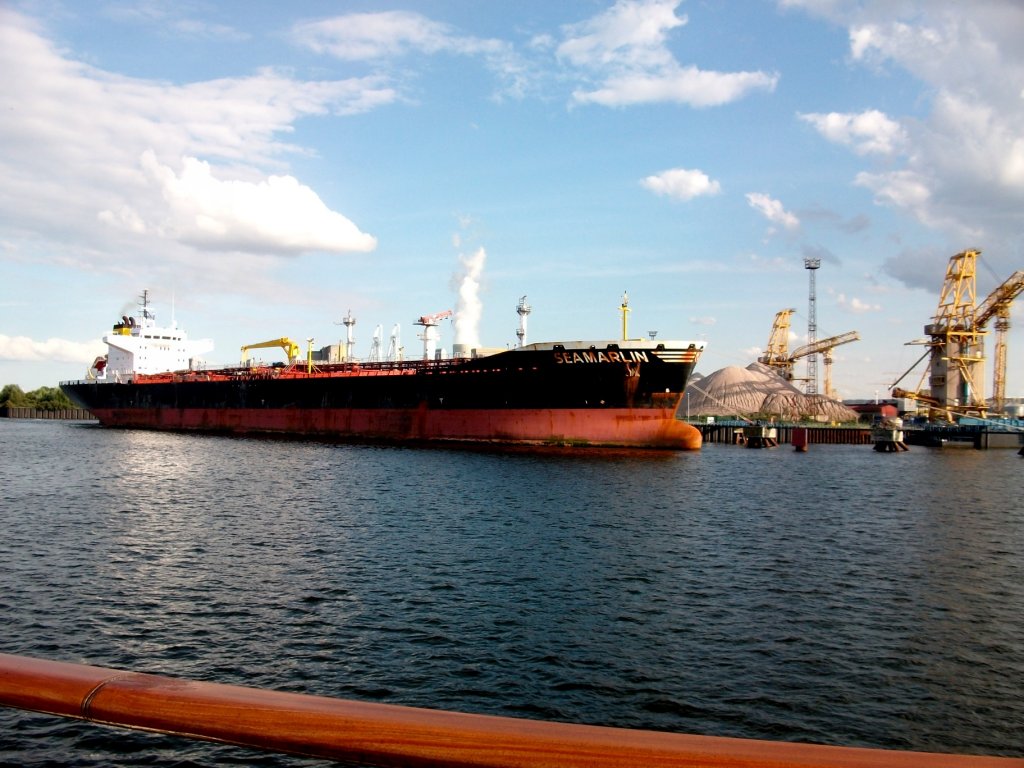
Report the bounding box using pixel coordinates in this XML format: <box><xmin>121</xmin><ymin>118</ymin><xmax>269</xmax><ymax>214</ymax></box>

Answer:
<box><xmin>1</xmin><ymin>407</ymin><xmax>95</xmax><ymax>421</ymax></box>
<box><xmin>699</xmin><ymin>423</ymin><xmax>872</xmax><ymax>446</ymax></box>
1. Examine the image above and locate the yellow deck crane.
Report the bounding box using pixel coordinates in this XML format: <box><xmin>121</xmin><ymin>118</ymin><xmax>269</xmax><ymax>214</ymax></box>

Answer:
<box><xmin>974</xmin><ymin>270</ymin><xmax>1023</xmax><ymax>412</ymax></box>
<box><xmin>758</xmin><ymin>309</ymin><xmax>859</xmax><ymax>399</ymax></box>
<box><xmin>240</xmin><ymin>338</ymin><xmax>302</xmax><ymax>365</ymax></box>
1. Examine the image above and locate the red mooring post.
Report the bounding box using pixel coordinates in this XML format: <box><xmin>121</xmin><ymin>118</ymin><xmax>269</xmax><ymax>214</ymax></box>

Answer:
<box><xmin>792</xmin><ymin>427</ymin><xmax>809</xmax><ymax>452</ymax></box>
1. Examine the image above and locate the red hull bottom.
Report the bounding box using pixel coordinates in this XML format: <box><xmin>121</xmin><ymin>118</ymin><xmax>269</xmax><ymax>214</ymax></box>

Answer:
<box><xmin>90</xmin><ymin>406</ymin><xmax>703</xmax><ymax>450</ymax></box>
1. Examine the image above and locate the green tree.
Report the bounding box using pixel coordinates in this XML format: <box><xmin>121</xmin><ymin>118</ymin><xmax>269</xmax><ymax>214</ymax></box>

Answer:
<box><xmin>28</xmin><ymin>386</ymin><xmax>75</xmax><ymax>410</ymax></box>
<box><xmin>0</xmin><ymin>384</ymin><xmax>31</xmax><ymax>408</ymax></box>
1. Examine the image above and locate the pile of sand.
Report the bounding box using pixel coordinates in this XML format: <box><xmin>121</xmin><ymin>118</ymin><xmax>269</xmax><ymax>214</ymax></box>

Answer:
<box><xmin>683</xmin><ymin>362</ymin><xmax>858</xmax><ymax>422</ymax></box>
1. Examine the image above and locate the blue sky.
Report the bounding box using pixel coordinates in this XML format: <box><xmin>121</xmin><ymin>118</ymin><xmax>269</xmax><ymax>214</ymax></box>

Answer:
<box><xmin>2</xmin><ymin>0</ymin><xmax>1022</xmax><ymax>401</ymax></box>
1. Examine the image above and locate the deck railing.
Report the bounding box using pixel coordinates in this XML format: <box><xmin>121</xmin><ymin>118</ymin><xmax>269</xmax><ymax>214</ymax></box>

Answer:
<box><xmin>1</xmin><ymin>653</ymin><xmax>1020</xmax><ymax>767</ymax></box>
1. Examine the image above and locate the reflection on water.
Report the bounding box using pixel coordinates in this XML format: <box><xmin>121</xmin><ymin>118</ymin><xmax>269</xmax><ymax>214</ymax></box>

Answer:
<box><xmin>1</xmin><ymin>420</ymin><xmax>1022</xmax><ymax>765</ymax></box>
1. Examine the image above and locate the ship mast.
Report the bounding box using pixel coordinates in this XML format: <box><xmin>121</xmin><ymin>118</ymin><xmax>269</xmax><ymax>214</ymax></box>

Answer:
<box><xmin>340</xmin><ymin>310</ymin><xmax>356</xmax><ymax>361</ymax></box>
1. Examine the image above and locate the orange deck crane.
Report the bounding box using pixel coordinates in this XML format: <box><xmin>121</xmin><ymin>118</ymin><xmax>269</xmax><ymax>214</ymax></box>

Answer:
<box><xmin>415</xmin><ymin>309</ymin><xmax>453</xmax><ymax>360</ymax></box>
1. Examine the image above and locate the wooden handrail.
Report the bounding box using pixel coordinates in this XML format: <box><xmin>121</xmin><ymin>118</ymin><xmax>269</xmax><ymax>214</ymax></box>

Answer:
<box><xmin>0</xmin><ymin>653</ymin><xmax>1020</xmax><ymax>767</ymax></box>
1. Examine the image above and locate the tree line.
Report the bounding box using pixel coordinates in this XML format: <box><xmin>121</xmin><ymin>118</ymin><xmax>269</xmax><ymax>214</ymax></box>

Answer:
<box><xmin>0</xmin><ymin>384</ymin><xmax>76</xmax><ymax>410</ymax></box>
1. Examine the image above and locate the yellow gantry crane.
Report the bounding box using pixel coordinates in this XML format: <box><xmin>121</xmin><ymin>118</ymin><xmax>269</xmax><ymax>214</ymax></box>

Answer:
<box><xmin>758</xmin><ymin>309</ymin><xmax>860</xmax><ymax>399</ymax></box>
<box><xmin>240</xmin><ymin>338</ymin><xmax>302</xmax><ymax>365</ymax></box>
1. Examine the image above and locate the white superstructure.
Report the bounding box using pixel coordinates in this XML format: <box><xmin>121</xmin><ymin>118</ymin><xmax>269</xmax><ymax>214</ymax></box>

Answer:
<box><xmin>90</xmin><ymin>291</ymin><xmax>214</xmax><ymax>381</ymax></box>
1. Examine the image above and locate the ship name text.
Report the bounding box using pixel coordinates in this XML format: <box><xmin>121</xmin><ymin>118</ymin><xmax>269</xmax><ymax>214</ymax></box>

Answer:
<box><xmin>554</xmin><ymin>350</ymin><xmax>649</xmax><ymax>364</ymax></box>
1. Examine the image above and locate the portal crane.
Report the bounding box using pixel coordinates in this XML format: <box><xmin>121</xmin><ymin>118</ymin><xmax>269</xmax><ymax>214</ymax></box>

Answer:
<box><xmin>890</xmin><ymin>249</ymin><xmax>989</xmax><ymax>420</ymax></box>
<box><xmin>758</xmin><ymin>309</ymin><xmax>796</xmax><ymax>368</ymax></box>
<box><xmin>974</xmin><ymin>270</ymin><xmax>1023</xmax><ymax>412</ymax></box>
<box><xmin>758</xmin><ymin>309</ymin><xmax>859</xmax><ymax>398</ymax></box>
<box><xmin>240</xmin><ymin>337</ymin><xmax>301</xmax><ymax>365</ymax></box>
<box><xmin>415</xmin><ymin>310</ymin><xmax>453</xmax><ymax>360</ymax></box>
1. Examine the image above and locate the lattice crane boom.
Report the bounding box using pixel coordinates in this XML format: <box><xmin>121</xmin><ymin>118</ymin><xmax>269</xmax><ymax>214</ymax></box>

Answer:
<box><xmin>974</xmin><ymin>270</ymin><xmax>1023</xmax><ymax>328</ymax></box>
<box><xmin>791</xmin><ymin>331</ymin><xmax>860</xmax><ymax>399</ymax></box>
<box><xmin>758</xmin><ymin>309</ymin><xmax>795</xmax><ymax>367</ymax></box>
<box><xmin>758</xmin><ymin>309</ymin><xmax>858</xmax><ymax>398</ymax></box>
<box><xmin>975</xmin><ymin>269</ymin><xmax>1023</xmax><ymax>411</ymax></box>
<box><xmin>790</xmin><ymin>331</ymin><xmax>860</xmax><ymax>361</ymax></box>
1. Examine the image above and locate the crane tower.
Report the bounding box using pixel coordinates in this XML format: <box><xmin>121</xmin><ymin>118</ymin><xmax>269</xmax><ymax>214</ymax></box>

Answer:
<box><xmin>925</xmin><ymin>250</ymin><xmax>985</xmax><ymax>415</ymax></box>
<box><xmin>804</xmin><ymin>258</ymin><xmax>821</xmax><ymax>395</ymax></box>
<box><xmin>516</xmin><ymin>296</ymin><xmax>531</xmax><ymax>348</ymax></box>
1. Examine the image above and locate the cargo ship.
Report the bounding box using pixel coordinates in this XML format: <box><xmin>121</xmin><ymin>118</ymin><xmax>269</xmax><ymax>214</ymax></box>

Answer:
<box><xmin>61</xmin><ymin>292</ymin><xmax>706</xmax><ymax>449</ymax></box>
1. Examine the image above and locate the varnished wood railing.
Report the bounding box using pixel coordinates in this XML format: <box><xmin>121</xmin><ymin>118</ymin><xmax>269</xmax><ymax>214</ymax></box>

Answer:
<box><xmin>1</xmin><ymin>653</ymin><xmax>1020</xmax><ymax>767</ymax></box>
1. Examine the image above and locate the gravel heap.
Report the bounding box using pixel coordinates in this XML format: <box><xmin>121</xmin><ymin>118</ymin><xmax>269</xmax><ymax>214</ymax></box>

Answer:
<box><xmin>683</xmin><ymin>362</ymin><xmax>859</xmax><ymax>422</ymax></box>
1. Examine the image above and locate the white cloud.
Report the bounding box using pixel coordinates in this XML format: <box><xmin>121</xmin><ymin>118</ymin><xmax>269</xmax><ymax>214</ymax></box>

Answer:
<box><xmin>557</xmin><ymin>0</ymin><xmax>685</xmax><ymax>70</ymax></box>
<box><xmin>799</xmin><ymin>109</ymin><xmax>905</xmax><ymax>155</ymax></box>
<box><xmin>106</xmin><ymin>152</ymin><xmax>378</xmax><ymax>253</ymax></box>
<box><xmin>0</xmin><ymin>11</ymin><xmax>386</xmax><ymax>278</ymax></box>
<box><xmin>292</xmin><ymin>11</ymin><xmax>530</xmax><ymax>99</ymax></box>
<box><xmin>575</xmin><ymin>67</ymin><xmax>778</xmax><ymax>108</ymax></box>
<box><xmin>854</xmin><ymin>170</ymin><xmax>941</xmax><ymax>226</ymax></box>
<box><xmin>293</xmin><ymin>11</ymin><xmax>456</xmax><ymax>60</ymax></box>
<box><xmin>746</xmin><ymin>193</ymin><xmax>800</xmax><ymax>230</ymax></box>
<box><xmin>559</xmin><ymin>0</ymin><xmax>777</xmax><ymax>107</ymax></box>
<box><xmin>792</xmin><ymin>2</ymin><xmax>1024</xmax><ymax>278</ymax></box>
<box><xmin>835</xmin><ymin>293</ymin><xmax>881</xmax><ymax>314</ymax></box>
<box><xmin>642</xmin><ymin>168</ymin><xmax>721</xmax><ymax>201</ymax></box>
<box><xmin>0</xmin><ymin>334</ymin><xmax>105</xmax><ymax>364</ymax></box>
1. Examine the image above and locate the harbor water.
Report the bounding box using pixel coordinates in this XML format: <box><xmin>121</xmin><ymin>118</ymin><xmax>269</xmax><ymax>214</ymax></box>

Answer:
<box><xmin>1</xmin><ymin>419</ymin><xmax>1022</xmax><ymax>765</ymax></box>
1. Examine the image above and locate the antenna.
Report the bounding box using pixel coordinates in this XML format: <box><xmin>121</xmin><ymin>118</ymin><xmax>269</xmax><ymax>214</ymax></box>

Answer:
<box><xmin>139</xmin><ymin>289</ymin><xmax>154</xmax><ymax>326</ymax></box>
<box><xmin>515</xmin><ymin>295</ymin><xmax>531</xmax><ymax>348</ymax></box>
<box><xmin>804</xmin><ymin>258</ymin><xmax>821</xmax><ymax>395</ymax></box>
<box><xmin>619</xmin><ymin>292</ymin><xmax>631</xmax><ymax>341</ymax></box>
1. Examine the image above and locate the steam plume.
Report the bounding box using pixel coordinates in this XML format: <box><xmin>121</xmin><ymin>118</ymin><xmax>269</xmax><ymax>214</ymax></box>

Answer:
<box><xmin>454</xmin><ymin>247</ymin><xmax>486</xmax><ymax>347</ymax></box>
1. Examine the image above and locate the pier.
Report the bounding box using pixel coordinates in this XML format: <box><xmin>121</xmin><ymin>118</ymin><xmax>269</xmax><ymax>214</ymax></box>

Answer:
<box><xmin>696</xmin><ymin>420</ymin><xmax>1024</xmax><ymax>450</ymax></box>
<box><xmin>903</xmin><ymin>424</ymin><xmax>1023</xmax><ymax>450</ymax></box>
